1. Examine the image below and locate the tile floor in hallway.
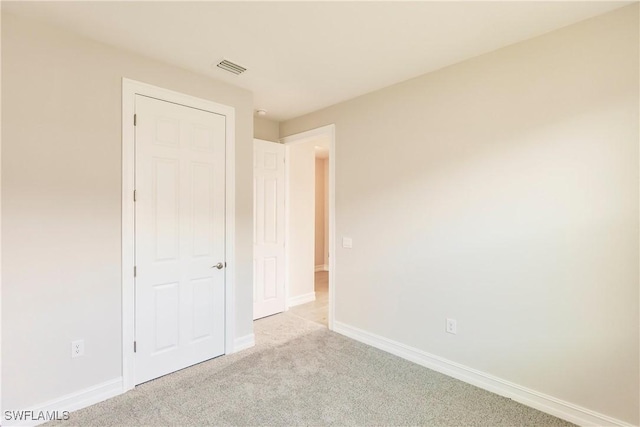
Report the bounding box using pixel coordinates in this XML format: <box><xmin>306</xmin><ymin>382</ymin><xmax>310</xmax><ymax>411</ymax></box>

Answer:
<box><xmin>288</xmin><ymin>271</ymin><xmax>328</xmax><ymax>326</ymax></box>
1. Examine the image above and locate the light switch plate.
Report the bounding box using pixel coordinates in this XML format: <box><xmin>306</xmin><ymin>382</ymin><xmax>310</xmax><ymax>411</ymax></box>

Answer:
<box><xmin>342</xmin><ymin>237</ymin><xmax>353</xmax><ymax>248</ymax></box>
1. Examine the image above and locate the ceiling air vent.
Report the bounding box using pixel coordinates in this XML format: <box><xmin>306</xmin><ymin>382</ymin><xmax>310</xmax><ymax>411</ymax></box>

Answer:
<box><xmin>216</xmin><ymin>59</ymin><xmax>247</xmax><ymax>75</ymax></box>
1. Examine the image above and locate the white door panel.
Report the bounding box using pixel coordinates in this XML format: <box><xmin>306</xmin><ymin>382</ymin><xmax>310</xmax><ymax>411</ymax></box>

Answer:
<box><xmin>135</xmin><ymin>95</ymin><xmax>225</xmax><ymax>384</ymax></box>
<box><xmin>253</xmin><ymin>140</ymin><xmax>286</xmax><ymax>320</ymax></box>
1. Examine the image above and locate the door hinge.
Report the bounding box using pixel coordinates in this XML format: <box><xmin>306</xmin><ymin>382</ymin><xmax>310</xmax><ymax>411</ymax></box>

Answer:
<box><xmin>134</xmin><ymin>114</ymin><xmax>137</xmax><ymax>126</ymax></box>
<box><xmin>134</xmin><ymin>266</ymin><xmax>137</xmax><ymax>277</ymax></box>
<box><xmin>133</xmin><ymin>190</ymin><xmax>137</xmax><ymax>202</ymax></box>
<box><xmin>134</xmin><ymin>341</ymin><xmax>137</xmax><ymax>353</ymax></box>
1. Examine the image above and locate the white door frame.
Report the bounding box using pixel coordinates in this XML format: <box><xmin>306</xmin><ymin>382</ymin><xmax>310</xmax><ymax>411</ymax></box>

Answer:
<box><xmin>121</xmin><ymin>78</ymin><xmax>236</xmax><ymax>391</ymax></box>
<box><xmin>280</xmin><ymin>124</ymin><xmax>336</xmax><ymax>330</ymax></box>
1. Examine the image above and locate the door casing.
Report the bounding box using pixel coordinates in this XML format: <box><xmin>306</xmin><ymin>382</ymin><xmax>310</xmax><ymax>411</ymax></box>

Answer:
<box><xmin>121</xmin><ymin>78</ymin><xmax>236</xmax><ymax>392</ymax></box>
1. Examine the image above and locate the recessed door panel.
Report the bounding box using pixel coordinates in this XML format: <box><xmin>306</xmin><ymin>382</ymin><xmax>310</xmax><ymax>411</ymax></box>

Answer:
<box><xmin>153</xmin><ymin>282</ymin><xmax>180</xmax><ymax>353</ymax></box>
<box><xmin>153</xmin><ymin>158</ymin><xmax>179</xmax><ymax>261</ymax></box>
<box><xmin>263</xmin><ymin>257</ymin><xmax>278</xmax><ymax>300</ymax></box>
<box><xmin>191</xmin><ymin>277</ymin><xmax>214</xmax><ymax>341</ymax></box>
<box><xmin>191</xmin><ymin>125</ymin><xmax>214</xmax><ymax>151</ymax></box>
<box><xmin>192</xmin><ymin>163</ymin><xmax>213</xmax><ymax>257</ymax></box>
<box><xmin>263</xmin><ymin>178</ymin><xmax>278</xmax><ymax>244</ymax></box>
<box><xmin>154</xmin><ymin>117</ymin><xmax>180</xmax><ymax>147</ymax></box>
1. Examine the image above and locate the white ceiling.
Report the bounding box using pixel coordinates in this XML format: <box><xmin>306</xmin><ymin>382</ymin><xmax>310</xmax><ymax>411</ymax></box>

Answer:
<box><xmin>3</xmin><ymin>1</ymin><xmax>631</xmax><ymax>121</ymax></box>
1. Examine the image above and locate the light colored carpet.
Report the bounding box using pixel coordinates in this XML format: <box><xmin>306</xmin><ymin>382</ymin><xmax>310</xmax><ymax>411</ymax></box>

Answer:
<box><xmin>49</xmin><ymin>313</ymin><xmax>573</xmax><ymax>426</ymax></box>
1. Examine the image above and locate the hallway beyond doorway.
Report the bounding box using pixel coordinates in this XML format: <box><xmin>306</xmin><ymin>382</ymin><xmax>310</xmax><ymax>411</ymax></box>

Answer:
<box><xmin>289</xmin><ymin>271</ymin><xmax>328</xmax><ymax>326</ymax></box>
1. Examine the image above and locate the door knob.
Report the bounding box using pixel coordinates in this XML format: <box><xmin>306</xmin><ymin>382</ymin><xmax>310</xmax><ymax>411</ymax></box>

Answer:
<box><xmin>212</xmin><ymin>262</ymin><xmax>224</xmax><ymax>270</ymax></box>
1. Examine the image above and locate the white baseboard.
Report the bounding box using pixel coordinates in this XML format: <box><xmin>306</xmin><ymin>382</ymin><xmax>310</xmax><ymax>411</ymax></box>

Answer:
<box><xmin>287</xmin><ymin>292</ymin><xmax>315</xmax><ymax>307</ymax></box>
<box><xmin>5</xmin><ymin>378</ymin><xmax>123</xmax><ymax>427</ymax></box>
<box><xmin>233</xmin><ymin>333</ymin><xmax>255</xmax><ymax>352</ymax></box>
<box><xmin>314</xmin><ymin>264</ymin><xmax>329</xmax><ymax>272</ymax></box>
<box><xmin>333</xmin><ymin>321</ymin><xmax>634</xmax><ymax>427</ymax></box>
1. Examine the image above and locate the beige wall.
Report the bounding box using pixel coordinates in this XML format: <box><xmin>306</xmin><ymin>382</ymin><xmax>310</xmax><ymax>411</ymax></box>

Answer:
<box><xmin>314</xmin><ymin>158</ymin><xmax>326</xmax><ymax>268</ymax></box>
<box><xmin>287</xmin><ymin>143</ymin><xmax>316</xmax><ymax>300</ymax></box>
<box><xmin>281</xmin><ymin>5</ymin><xmax>639</xmax><ymax>425</ymax></box>
<box><xmin>254</xmin><ymin>117</ymin><xmax>280</xmax><ymax>142</ymax></box>
<box><xmin>1</xmin><ymin>13</ymin><xmax>254</xmax><ymax>411</ymax></box>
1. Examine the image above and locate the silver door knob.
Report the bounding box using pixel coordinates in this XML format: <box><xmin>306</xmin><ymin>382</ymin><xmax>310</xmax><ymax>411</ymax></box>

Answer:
<box><xmin>212</xmin><ymin>262</ymin><xmax>224</xmax><ymax>270</ymax></box>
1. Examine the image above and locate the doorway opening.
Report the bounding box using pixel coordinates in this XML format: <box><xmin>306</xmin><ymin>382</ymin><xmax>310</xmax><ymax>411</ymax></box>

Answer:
<box><xmin>288</xmin><ymin>144</ymin><xmax>330</xmax><ymax>326</ymax></box>
<box><xmin>282</xmin><ymin>125</ymin><xmax>335</xmax><ymax>330</ymax></box>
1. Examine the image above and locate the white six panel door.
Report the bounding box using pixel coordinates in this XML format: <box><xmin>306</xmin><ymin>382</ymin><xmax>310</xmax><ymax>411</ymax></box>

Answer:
<box><xmin>253</xmin><ymin>139</ymin><xmax>286</xmax><ymax>320</ymax></box>
<box><xmin>135</xmin><ymin>95</ymin><xmax>226</xmax><ymax>384</ymax></box>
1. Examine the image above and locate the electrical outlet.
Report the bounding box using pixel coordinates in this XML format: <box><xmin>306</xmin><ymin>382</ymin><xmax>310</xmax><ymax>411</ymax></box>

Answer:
<box><xmin>446</xmin><ymin>318</ymin><xmax>457</xmax><ymax>335</ymax></box>
<box><xmin>71</xmin><ymin>340</ymin><xmax>84</xmax><ymax>358</ymax></box>
<box><xmin>342</xmin><ymin>237</ymin><xmax>353</xmax><ymax>248</ymax></box>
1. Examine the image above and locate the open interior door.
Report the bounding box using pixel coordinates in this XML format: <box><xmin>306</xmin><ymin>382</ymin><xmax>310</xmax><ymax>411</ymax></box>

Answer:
<box><xmin>253</xmin><ymin>139</ymin><xmax>286</xmax><ymax>319</ymax></box>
